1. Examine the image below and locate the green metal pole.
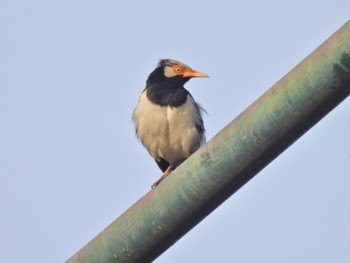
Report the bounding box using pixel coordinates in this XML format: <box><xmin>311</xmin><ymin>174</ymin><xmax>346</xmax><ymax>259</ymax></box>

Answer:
<box><xmin>67</xmin><ymin>21</ymin><xmax>350</xmax><ymax>263</ymax></box>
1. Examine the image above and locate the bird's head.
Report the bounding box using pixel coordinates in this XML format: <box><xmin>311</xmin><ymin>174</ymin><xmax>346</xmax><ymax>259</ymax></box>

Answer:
<box><xmin>146</xmin><ymin>59</ymin><xmax>209</xmax><ymax>87</ymax></box>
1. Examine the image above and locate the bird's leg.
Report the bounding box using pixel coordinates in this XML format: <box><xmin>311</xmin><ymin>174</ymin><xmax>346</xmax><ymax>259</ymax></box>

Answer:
<box><xmin>151</xmin><ymin>164</ymin><xmax>175</xmax><ymax>188</ymax></box>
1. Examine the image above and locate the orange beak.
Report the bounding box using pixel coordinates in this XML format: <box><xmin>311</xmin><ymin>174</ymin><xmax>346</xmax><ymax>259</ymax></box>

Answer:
<box><xmin>182</xmin><ymin>69</ymin><xmax>209</xmax><ymax>78</ymax></box>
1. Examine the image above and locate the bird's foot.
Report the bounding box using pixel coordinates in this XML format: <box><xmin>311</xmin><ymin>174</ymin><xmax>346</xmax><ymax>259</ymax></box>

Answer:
<box><xmin>151</xmin><ymin>164</ymin><xmax>174</xmax><ymax>189</ymax></box>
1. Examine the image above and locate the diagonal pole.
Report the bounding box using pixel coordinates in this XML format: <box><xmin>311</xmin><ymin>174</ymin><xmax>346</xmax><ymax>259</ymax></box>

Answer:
<box><xmin>66</xmin><ymin>21</ymin><xmax>350</xmax><ymax>263</ymax></box>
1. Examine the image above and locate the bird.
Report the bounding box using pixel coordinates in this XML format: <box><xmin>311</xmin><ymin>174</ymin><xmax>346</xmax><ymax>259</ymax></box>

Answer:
<box><xmin>132</xmin><ymin>59</ymin><xmax>209</xmax><ymax>188</ymax></box>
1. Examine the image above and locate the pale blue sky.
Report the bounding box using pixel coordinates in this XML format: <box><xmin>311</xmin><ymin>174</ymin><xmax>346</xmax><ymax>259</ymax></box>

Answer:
<box><xmin>1</xmin><ymin>1</ymin><xmax>349</xmax><ymax>262</ymax></box>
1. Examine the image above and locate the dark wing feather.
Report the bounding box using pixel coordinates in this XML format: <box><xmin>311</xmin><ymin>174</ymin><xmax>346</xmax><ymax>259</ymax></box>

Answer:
<box><xmin>195</xmin><ymin>102</ymin><xmax>206</xmax><ymax>145</ymax></box>
<box><xmin>155</xmin><ymin>157</ymin><xmax>170</xmax><ymax>172</ymax></box>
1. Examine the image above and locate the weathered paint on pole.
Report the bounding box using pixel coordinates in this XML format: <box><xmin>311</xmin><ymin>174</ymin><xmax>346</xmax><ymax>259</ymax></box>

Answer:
<box><xmin>67</xmin><ymin>21</ymin><xmax>350</xmax><ymax>263</ymax></box>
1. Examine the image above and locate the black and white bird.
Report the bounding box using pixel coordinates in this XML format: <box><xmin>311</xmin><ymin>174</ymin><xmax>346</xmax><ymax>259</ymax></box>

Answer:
<box><xmin>132</xmin><ymin>59</ymin><xmax>208</xmax><ymax>188</ymax></box>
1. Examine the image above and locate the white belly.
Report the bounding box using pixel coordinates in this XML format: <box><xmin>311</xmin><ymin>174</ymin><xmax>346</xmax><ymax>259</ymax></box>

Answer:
<box><xmin>133</xmin><ymin>91</ymin><xmax>203</xmax><ymax>165</ymax></box>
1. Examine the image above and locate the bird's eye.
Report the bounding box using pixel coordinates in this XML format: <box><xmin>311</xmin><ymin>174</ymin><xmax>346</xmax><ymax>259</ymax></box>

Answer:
<box><xmin>173</xmin><ymin>65</ymin><xmax>183</xmax><ymax>74</ymax></box>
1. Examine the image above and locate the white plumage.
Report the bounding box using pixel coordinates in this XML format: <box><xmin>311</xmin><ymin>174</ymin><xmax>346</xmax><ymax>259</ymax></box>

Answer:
<box><xmin>133</xmin><ymin>91</ymin><xmax>204</xmax><ymax>167</ymax></box>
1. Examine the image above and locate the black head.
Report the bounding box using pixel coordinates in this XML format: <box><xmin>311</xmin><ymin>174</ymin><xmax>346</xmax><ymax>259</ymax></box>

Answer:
<box><xmin>145</xmin><ymin>59</ymin><xmax>208</xmax><ymax>106</ymax></box>
<box><xmin>146</xmin><ymin>59</ymin><xmax>208</xmax><ymax>88</ymax></box>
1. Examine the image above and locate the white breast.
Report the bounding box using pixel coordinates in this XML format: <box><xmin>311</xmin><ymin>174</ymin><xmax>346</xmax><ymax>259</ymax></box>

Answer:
<box><xmin>132</xmin><ymin>91</ymin><xmax>203</xmax><ymax>166</ymax></box>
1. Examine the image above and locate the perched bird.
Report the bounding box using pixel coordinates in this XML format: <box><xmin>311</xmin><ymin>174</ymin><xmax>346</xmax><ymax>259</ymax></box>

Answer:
<box><xmin>132</xmin><ymin>59</ymin><xmax>208</xmax><ymax>188</ymax></box>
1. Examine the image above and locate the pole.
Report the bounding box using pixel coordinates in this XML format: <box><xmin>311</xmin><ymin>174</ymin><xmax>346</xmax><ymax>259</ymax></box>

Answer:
<box><xmin>67</xmin><ymin>21</ymin><xmax>350</xmax><ymax>263</ymax></box>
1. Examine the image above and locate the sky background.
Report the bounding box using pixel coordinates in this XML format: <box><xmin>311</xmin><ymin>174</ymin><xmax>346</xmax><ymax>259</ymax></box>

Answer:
<box><xmin>1</xmin><ymin>1</ymin><xmax>349</xmax><ymax>263</ymax></box>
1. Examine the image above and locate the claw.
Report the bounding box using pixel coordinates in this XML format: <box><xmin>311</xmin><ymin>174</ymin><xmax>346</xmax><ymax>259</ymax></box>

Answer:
<box><xmin>151</xmin><ymin>164</ymin><xmax>175</xmax><ymax>188</ymax></box>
